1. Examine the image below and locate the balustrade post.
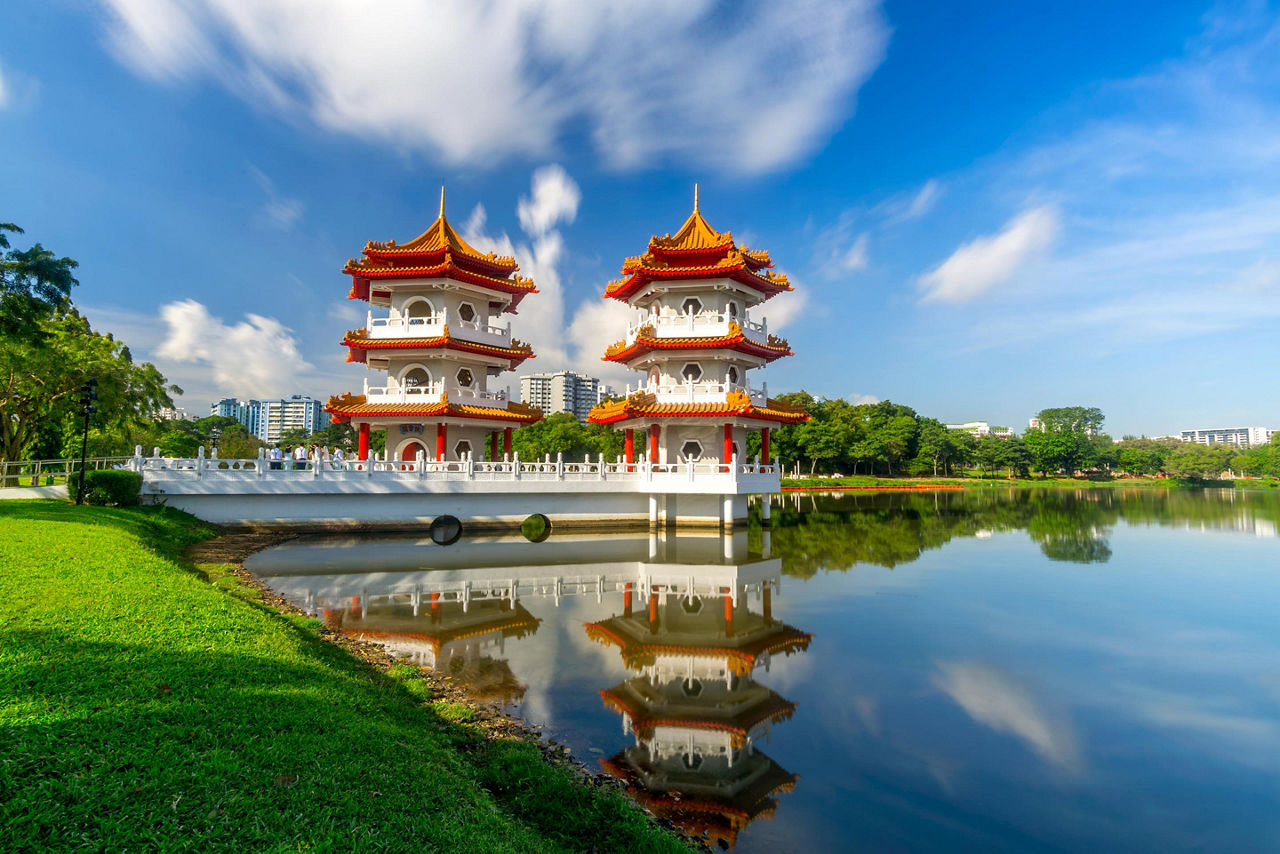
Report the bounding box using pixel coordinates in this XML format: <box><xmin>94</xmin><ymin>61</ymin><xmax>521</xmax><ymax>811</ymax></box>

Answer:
<box><xmin>257</xmin><ymin>447</ymin><xmax>265</xmax><ymax>479</ymax></box>
<box><xmin>195</xmin><ymin>446</ymin><xmax>204</xmax><ymax>478</ymax></box>
<box><xmin>598</xmin><ymin>453</ymin><xmax>605</xmax><ymax>480</ymax></box>
<box><xmin>513</xmin><ymin>451</ymin><xmax>521</xmax><ymax>481</ymax></box>
<box><xmin>557</xmin><ymin>453</ymin><xmax>563</xmax><ymax>480</ymax></box>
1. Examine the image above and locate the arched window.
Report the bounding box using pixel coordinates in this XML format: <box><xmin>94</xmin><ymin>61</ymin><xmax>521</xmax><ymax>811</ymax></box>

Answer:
<box><xmin>404</xmin><ymin>298</ymin><xmax>434</xmax><ymax>319</ymax></box>
<box><xmin>401</xmin><ymin>366</ymin><xmax>431</xmax><ymax>388</ymax></box>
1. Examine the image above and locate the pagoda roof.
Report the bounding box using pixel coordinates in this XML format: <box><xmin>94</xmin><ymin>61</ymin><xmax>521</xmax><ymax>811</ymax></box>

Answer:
<box><xmin>342</xmin><ymin>327</ymin><xmax>535</xmax><ymax>368</ymax></box>
<box><xmin>587</xmin><ymin>390</ymin><xmax>809</xmax><ymax>427</ymax></box>
<box><xmin>326</xmin><ymin>392</ymin><xmax>543</xmax><ymax>425</ymax></box>
<box><xmin>600</xmin><ymin>683</ymin><xmax>796</xmax><ymax>746</ymax></box>
<box><xmin>344</xmin><ymin>188</ymin><xmax>536</xmax><ymax>310</ymax></box>
<box><xmin>600</xmin><ymin>750</ymin><xmax>797</xmax><ymax>847</ymax></box>
<box><xmin>604</xmin><ymin>192</ymin><xmax>790</xmax><ymax>302</ymax></box>
<box><xmin>585</xmin><ymin>616</ymin><xmax>813</xmax><ymax>675</ymax></box>
<box><xmin>343</xmin><ymin>606</ymin><xmax>541</xmax><ymax>652</ymax></box>
<box><xmin>603</xmin><ymin>324</ymin><xmax>792</xmax><ymax>364</ymax></box>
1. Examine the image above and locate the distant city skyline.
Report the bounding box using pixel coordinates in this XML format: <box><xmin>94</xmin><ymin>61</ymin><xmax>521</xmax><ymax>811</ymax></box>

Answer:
<box><xmin>4</xmin><ymin>1</ymin><xmax>1280</xmax><ymax>437</ymax></box>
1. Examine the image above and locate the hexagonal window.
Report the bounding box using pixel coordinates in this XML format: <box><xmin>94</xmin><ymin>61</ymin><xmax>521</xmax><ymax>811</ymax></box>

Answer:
<box><xmin>681</xmin><ymin>678</ymin><xmax>704</xmax><ymax>698</ymax></box>
<box><xmin>458</xmin><ymin>302</ymin><xmax>476</xmax><ymax>323</ymax></box>
<box><xmin>727</xmin><ymin>366</ymin><xmax>739</xmax><ymax>385</ymax></box>
<box><xmin>681</xmin><ymin>297</ymin><xmax>703</xmax><ymax>315</ymax></box>
<box><xmin>728</xmin><ymin>301</ymin><xmax>738</xmax><ymax>318</ymax></box>
<box><xmin>682</xmin><ymin>752</ymin><xmax>703</xmax><ymax>771</ymax></box>
<box><xmin>456</xmin><ymin>368</ymin><xmax>475</xmax><ymax>387</ymax></box>
<box><xmin>680</xmin><ymin>597</ymin><xmax>703</xmax><ymax>615</ymax></box>
<box><xmin>681</xmin><ymin>440</ymin><xmax>702</xmax><ymax>461</ymax></box>
<box><xmin>681</xmin><ymin>363</ymin><xmax>702</xmax><ymax>382</ymax></box>
<box><xmin>454</xmin><ymin>440</ymin><xmax>473</xmax><ymax>459</ymax></box>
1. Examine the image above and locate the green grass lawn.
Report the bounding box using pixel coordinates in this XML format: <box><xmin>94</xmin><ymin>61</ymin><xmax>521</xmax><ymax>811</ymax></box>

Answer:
<box><xmin>0</xmin><ymin>501</ymin><xmax>686</xmax><ymax>852</ymax></box>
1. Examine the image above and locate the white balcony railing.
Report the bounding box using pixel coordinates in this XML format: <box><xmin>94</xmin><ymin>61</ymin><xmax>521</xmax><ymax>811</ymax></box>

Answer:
<box><xmin>626</xmin><ymin>309</ymin><xmax>769</xmax><ymax>344</ymax></box>
<box><xmin>362</xmin><ymin>379</ymin><xmax>510</xmax><ymax>406</ymax></box>
<box><xmin>624</xmin><ymin>378</ymin><xmax>768</xmax><ymax>405</ymax></box>
<box><xmin>366</xmin><ymin>307</ymin><xmax>512</xmax><ymax>346</ymax></box>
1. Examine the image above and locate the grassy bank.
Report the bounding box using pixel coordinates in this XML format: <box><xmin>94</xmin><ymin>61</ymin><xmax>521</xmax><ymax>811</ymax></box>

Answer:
<box><xmin>0</xmin><ymin>501</ymin><xmax>686</xmax><ymax>852</ymax></box>
<box><xmin>781</xmin><ymin>475</ymin><xmax>1279</xmax><ymax>490</ymax></box>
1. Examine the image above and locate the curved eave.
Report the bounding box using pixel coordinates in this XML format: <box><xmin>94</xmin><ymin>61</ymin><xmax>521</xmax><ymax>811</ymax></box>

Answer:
<box><xmin>343</xmin><ymin>261</ymin><xmax>536</xmax><ymax>309</ymax></box>
<box><xmin>600</xmin><ymin>687</ymin><xmax>797</xmax><ymax>740</ymax></box>
<box><xmin>585</xmin><ymin>621</ymin><xmax>814</xmax><ymax>673</ymax></box>
<box><xmin>603</xmin><ymin>332</ymin><xmax>792</xmax><ymax>364</ymax></box>
<box><xmin>345</xmin><ymin>614</ymin><xmax>540</xmax><ymax>648</ymax></box>
<box><xmin>586</xmin><ymin>393</ymin><xmax>809</xmax><ymax>426</ymax></box>
<box><xmin>342</xmin><ymin>332</ymin><xmax>535</xmax><ymax>369</ymax></box>
<box><xmin>325</xmin><ymin>396</ymin><xmax>543</xmax><ymax>425</ymax></box>
<box><xmin>361</xmin><ymin>246</ymin><xmax>519</xmax><ymax>276</ymax></box>
<box><xmin>604</xmin><ymin>264</ymin><xmax>791</xmax><ymax>302</ymax></box>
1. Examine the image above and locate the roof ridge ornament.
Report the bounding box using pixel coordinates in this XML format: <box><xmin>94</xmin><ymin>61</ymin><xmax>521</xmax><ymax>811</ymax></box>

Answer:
<box><xmin>693</xmin><ymin>182</ymin><xmax>699</xmax><ymax>213</ymax></box>
<box><xmin>439</xmin><ymin>185</ymin><xmax>446</xmax><ymax>219</ymax></box>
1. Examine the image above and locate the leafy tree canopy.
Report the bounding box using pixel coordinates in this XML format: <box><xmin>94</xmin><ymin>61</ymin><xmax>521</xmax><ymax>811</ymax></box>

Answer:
<box><xmin>1</xmin><ymin>223</ymin><xmax>79</xmax><ymax>341</ymax></box>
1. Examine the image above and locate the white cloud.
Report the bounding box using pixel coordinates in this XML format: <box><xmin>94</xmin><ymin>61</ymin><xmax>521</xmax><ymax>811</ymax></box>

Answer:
<box><xmin>879</xmin><ymin>178</ymin><xmax>942</xmax><ymax>224</ymax></box>
<box><xmin>847</xmin><ymin>393</ymin><xmax>880</xmax><ymax>405</ymax></box>
<box><xmin>842</xmin><ymin>232</ymin><xmax>870</xmax><ymax>271</ymax></box>
<box><xmin>156</xmin><ymin>299</ymin><xmax>313</xmax><ymax>398</ymax></box>
<box><xmin>918</xmin><ymin>206</ymin><xmax>1059</xmax><ymax>303</ymax></box>
<box><xmin>95</xmin><ymin>0</ymin><xmax>888</xmax><ymax>173</ymax></box>
<box><xmin>564</xmin><ymin>299</ymin><xmax>636</xmax><ymax>387</ymax></box>
<box><xmin>0</xmin><ymin>61</ymin><xmax>8</xmax><ymax>109</ymax></box>
<box><xmin>934</xmin><ymin>660</ymin><xmax>1081</xmax><ymax>771</ymax></box>
<box><xmin>517</xmin><ymin>165</ymin><xmax>580</xmax><ymax>237</ymax></box>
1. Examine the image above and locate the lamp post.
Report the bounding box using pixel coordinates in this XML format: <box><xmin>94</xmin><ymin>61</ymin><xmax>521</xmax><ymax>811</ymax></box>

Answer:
<box><xmin>75</xmin><ymin>377</ymin><xmax>98</xmax><ymax>505</ymax></box>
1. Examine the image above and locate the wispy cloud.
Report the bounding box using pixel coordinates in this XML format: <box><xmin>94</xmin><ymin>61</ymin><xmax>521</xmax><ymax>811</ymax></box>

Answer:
<box><xmin>96</xmin><ymin>0</ymin><xmax>888</xmax><ymax>173</ymax></box>
<box><xmin>249</xmin><ymin>165</ymin><xmax>304</xmax><ymax>229</ymax></box>
<box><xmin>881</xmin><ymin>179</ymin><xmax>942</xmax><ymax>224</ymax></box>
<box><xmin>918</xmin><ymin>206</ymin><xmax>1059</xmax><ymax>303</ymax></box>
<box><xmin>934</xmin><ymin>660</ymin><xmax>1082</xmax><ymax>772</ymax></box>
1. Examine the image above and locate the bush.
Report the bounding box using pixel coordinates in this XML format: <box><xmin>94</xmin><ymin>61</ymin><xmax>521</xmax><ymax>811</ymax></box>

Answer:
<box><xmin>82</xmin><ymin>469</ymin><xmax>142</xmax><ymax>506</ymax></box>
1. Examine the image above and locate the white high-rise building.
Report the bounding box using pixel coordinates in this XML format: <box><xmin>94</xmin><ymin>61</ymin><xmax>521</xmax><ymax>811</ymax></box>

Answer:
<box><xmin>520</xmin><ymin>371</ymin><xmax>613</xmax><ymax>421</ymax></box>
<box><xmin>259</xmin><ymin>396</ymin><xmax>326</xmax><ymax>445</ymax></box>
<box><xmin>1180</xmin><ymin>427</ymin><xmax>1274</xmax><ymax>448</ymax></box>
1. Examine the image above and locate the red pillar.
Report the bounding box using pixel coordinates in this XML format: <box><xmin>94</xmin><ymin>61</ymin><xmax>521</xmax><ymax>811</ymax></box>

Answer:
<box><xmin>357</xmin><ymin>423</ymin><xmax>370</xmax><ymax>461</ymax></box>
<box><xmin>723</xmin><ymin>587</ymin><xmax>734</xmax><ymax>638</ymax></box>
<box><xmin>435</xmin><ymin>423</ymin><xmax>447</xmax><ymax>461</ymax></box>
<box><xmin>431</xmin><ymin>591</ymin><xmax>440</xmax><ymax>623</ymax></box>
<box><xmin>648</xmin><ymin>590</ymin><xmax>659</xmax><ymax>632</ymax></box>
<box><xmin>623</xmin><ymin>582</ymin><xmax>633</xmax><ymax>617</ymax></box>
<box><xmin>763</xmin><ymin>585</ymin><xmax>773</xmax><ymax>624</ymax></box>
<box><xmin>761</xmin><ymin>428</ymin><xmax>771</xmax><ymax>465</ymax></box>
<box><xmin>723</xmin><ymin>423</ymin><xmax>733</xmax><ymax>465</ymax></box>
<box><xmin>649</xmin><ymin>424</ymin><xmax>660</xmax><ymax>464</ymax></box>
<box><xmin>489</xmin><ymin>431</ymin><xmax>499</xmax><ymax>461</ymax></box>
<box><xmin>624</xmin><ymin>429</ymin><xmax>634</xmax><ymax>470</ymax></box>
<box><xmin>503</xmin><ymin>427</ymin><xmax>513</xmax><ymax>457</ymax></box>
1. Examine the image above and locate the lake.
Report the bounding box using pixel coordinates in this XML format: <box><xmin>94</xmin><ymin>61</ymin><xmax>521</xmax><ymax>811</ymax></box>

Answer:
<box><xmin>244</xmin><ymin>488</ymin><xmax>1280</xmax><ymax>852</ymax></box>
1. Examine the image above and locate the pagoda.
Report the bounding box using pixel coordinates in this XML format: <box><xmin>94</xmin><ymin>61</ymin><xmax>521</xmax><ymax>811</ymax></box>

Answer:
<box><xmin>327</xmin><ymin>188</ymin><xmax>543</xmax><ymax>462</ymax></box>
<box><xmin>588</xmin><ymin>188</ymin><xmax>807</xmax><ymax>468</ymax></box>
<box><xmin>587</xmin><ymin>579</ymin><xmax>811</xmax><ymax>848</ymax></box>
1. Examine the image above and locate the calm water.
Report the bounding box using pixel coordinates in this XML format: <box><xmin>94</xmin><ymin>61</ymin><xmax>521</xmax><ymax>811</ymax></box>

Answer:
<box><xmin>245</xmin><ymin>489</ymin><xmax>1280</xmax><ymax>852</ymax></box>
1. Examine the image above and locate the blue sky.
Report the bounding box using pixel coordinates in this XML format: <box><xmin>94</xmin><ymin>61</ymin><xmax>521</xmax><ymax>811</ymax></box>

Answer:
<box><xmin>2</xmin><ymin>0</ymin><xmax>1277</xmax><ymax>437</ymax></box>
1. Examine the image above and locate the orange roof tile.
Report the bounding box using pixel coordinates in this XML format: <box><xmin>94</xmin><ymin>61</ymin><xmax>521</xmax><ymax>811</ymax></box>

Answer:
<box><xmin>325</xmin><ymin>391</ymin><xmax>543</xmax><ymax>425</ymax></box>
<box><xmin>341</xmin><ymin>326</ymin><xmax>535</xmax><ymax>368</ymax></box>
<box><xmin>586</xmin><ymin>390</ymin><xmax>809</xmax><ymax>426</ymax></box>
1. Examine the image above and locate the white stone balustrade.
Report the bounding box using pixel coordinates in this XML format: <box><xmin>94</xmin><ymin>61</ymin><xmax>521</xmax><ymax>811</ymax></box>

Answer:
<box><xmin>626</xmin><ymin>309</ymin><xmax>769</xmax><ymax>344</ymax></box>
<box><xmin>366</xmin><ymin>307</ymin><xmax>512</xmax><ymax>347</ymax></box>
<box><xmin>362</xmin><ymin>378</ymin><xmax>509</xmax><ymax>406</ymax></box>
<box><xmin>625</xmin><ymin>378</ymin><xmax>769</xmax><ymax>405</ymax></box>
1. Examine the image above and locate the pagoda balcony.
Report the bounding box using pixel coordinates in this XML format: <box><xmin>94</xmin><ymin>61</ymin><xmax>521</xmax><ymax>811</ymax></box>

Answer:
<box><xmin>626</xmin><ymin>378</ymin><xmax>769</xmax><ymax>406</ymax></box>
<box><xmin>627</xmin><ymin>310</ymin><xmax>769</xmax><ymax>345</ymax></box>
<box><xmin>362</xmin><ymin>378</ymin><xmax>510</xmax><ymax>406</ymax></box>
<box><xmin>366</xmin><ymin>308</ymin><xmax>512</xmax><ymax>347</ymax></box>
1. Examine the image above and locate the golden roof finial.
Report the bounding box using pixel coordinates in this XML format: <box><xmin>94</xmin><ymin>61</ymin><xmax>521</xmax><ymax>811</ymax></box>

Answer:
<box><xmin>438</xmin><ymin>185</ymin><xmax>446</xmax><ymax>219</ymax></box>
<box><xmin>693</xmin><ymin>182</ymin><xmax>699</xmax><ymax>213</ymax></box>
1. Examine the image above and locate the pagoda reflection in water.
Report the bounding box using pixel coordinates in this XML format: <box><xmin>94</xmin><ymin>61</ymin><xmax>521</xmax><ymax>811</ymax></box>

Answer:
<box><xmin>587</xmin><ymin>532</ymin><xmax>811</xmax><ymax>848</ymax></box>
<box><xmin>246</xmin><ymin>528</ymin><xmax>810</xmax><ymax>846</ymax></box>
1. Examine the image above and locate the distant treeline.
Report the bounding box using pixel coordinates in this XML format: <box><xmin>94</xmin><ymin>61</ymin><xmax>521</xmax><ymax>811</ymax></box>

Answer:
<box><xmin>758</xmin><ymin>394</ymin><xmax>1280</xmax><ymax>481</ymax></box>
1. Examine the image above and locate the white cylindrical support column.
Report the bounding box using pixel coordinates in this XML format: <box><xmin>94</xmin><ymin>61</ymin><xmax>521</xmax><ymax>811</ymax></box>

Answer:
<box><xmin>722</xmin><ymin>495</ymin><xmax>734</xmax><ymax>530</ymax></box>
<box><xmin>649</xmin><ymin>494</ymin><xmax>659</xmax><ymax>529</ymax></box>
<box><xmin>761</xmin><ymin>493</ymin><xmax>772</xmax><ymax>526</ymax></box>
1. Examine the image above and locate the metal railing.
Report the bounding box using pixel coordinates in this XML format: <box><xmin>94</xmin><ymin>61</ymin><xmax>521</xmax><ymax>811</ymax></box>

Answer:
<box><xmin>1</xmin><ymin>456</ymin><xmax>133</xmax><ymax>487</ymax></box>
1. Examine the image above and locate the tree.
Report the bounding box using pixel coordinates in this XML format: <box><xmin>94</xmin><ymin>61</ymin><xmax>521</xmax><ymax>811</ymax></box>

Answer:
<box><xmin>1163</xmin><ymin>443</ymin><xmax>1234</xmax><ymax>480</ymax></box>
<box><xmin>912</xmin><ymin>419</ymin><xmax>953</xmax><ymax>476</ymax></box>
<box><xmin>512</xmin><ymin>412</ymin><xmax>621</xmax><ymax>462</ymax></box>
<box><xmin>1</xmin><ymin>223</ymin><xmax>79</xmax><ymax>341</ymax></box>
<box><xmin>1035</xmin><ymin>406</ymin><xmax>1105</xmax><ymax>434</ymax></box>
<box><xmin>1024</xmin><ymin>406</ymin><xmax>1106</xmax><ymax>476</ymax></box>
<box><xmin>0</xmin><ymin>309</ymin><xmax>178</xmax><ymax>462</ymax></box>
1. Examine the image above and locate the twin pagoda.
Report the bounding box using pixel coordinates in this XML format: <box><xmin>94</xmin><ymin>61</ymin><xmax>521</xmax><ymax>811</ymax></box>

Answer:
<box><xmin>327</xmin><ymin>188</ymin><xmax>807</xmax><ymax>463</ymax></box>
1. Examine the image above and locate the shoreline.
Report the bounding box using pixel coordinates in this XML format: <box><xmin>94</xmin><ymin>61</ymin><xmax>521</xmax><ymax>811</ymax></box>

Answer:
<box><xmin>190</xmin><ymin>528</ymin><xmax>710</xmax><ymax>852</ymax></box>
